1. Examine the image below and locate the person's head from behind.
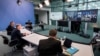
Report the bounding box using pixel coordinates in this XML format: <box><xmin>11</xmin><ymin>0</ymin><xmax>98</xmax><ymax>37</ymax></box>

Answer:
<box><xmin>10</xmin><ymin>21</ymin><xmax>15</xmax><ymax>27</ymax></box>
<box><xmin>28</xmin><ymin>20</ymin><xmax>30</xmax><ymax>22</ymax></box>
<box><xmin>40</xmin><ymin>21</ymin><xmax>43</xmax><ymax>23</ymax></box>
<box><xmin>49</xmin><ymin>29</ymin><xmax>57</xmax><ymax>39</ymax></box>
<box><xmin>16</xmin><ymin>24</ymin><xmax>22</xmax><ymax>30</ymax></box>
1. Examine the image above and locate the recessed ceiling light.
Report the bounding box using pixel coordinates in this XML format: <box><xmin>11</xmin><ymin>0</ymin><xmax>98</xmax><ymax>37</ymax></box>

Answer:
<box><xmin>44</xmin><ymin>0</ymin><xmax>50</xmax><ymax>6</ymax></box>
<box><xmin>17</xmin><ymin>0</ymin><xmax>22</xmax><ymax>6</ymax></box>
<box><xmin>39</xmin><ymin>3</ymin><xmax>43</xmax><ymax>8</ymax></box>
<box><xmin>66</xmin><ymin>0</ymin><xmax>74</xmax><ymax>2</ymax></box>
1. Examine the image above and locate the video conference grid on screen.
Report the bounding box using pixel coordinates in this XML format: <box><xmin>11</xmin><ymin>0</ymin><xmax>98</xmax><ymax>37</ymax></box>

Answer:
<box><xmin>64</xmin><ymin>9</ymin><xmax>98</xmax><ymax>23</ymax></box>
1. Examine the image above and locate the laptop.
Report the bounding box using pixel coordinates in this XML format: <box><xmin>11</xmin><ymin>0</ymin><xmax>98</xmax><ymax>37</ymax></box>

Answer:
<box><xmin>63</xmin><ymin>38</ymin><xmax>72</xmax><ymax>48</ymax></box>
<box><xmin>63</xmin><ymin>38</ymin><xmax>78</xmax><ymax>55</ymax></box>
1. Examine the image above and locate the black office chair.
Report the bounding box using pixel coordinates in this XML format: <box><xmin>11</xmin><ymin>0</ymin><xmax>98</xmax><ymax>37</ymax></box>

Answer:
<box><xmin>9</xmin><ymin>39</ymin><xmax>19</xmax><ymax>46</ymax></box>
<box><xmin>92</xmin><ymin>36</ymin><xmax>100</xmax><ymax>51</ymax></box>
<box><xmin>0</xmin><ymin>35</ymin><xmax>21</xmax><ymax>56</ymax></box>
<box><xmin>0</xmin><ymin>35</ymin><xmax>9</xmax><ymax>45</ymax></box>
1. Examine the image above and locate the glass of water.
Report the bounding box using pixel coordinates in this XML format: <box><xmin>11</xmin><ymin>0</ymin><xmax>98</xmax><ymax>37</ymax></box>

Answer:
<box><xmin>63</xmin><ymin>36</ymin><xmax>66</xmax><ymax>40</ymax></box>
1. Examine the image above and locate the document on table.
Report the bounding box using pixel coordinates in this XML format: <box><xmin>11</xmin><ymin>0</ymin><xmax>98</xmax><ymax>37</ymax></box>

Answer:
<box><xmin>20</xmin><ymin>28</ymin><xmax>32</xmax><ymax>34</ymax></box>
<box><xmin>66</xmin><ymin>47</ymin><xmax>79</xmax><ymax>55</ymax></box>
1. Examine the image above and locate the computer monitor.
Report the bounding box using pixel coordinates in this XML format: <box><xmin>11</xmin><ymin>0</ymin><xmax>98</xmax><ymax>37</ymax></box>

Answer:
<box><xmin>64</xmin><ymin>9</ymin><xmax>98</xmax><ymax>23</ymax></box>
<box><xmin>63</xmin><ymin>38</ymin><xmax>72</xmax><ymax>48</ymax></box>
<box><xmin>93</xmin><ymin>27</ymin><xmax>100</xmax><ymax>33</ymax></box>
<box><xmin>58</xmin><ymin>20</ymin><xmax>68</xmax><ymax>27</ymax></box>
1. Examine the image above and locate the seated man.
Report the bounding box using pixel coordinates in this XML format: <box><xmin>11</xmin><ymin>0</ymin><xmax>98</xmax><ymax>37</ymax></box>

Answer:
<box><xmin>92</xmin><ymin>35</ymin><xmax>100</xmax><ymax>51</ymax></box>
<box><xmin>6</xmin><ymin>21</ymin><xmax>15</xmax><ymax>35</ymax></box>
<box><xmin>25</xmin><ymin>20</ymin><xmax>33</xmax><ymax>31</ymax></box>
<box><xmin>39</xmin><ymin>21</ymin><xmax>44</xmax><ymax>30</ymax></box>
<box><xmin>11</xmin><ymin>24</ymin><xmax>28</xmax><ymax>49</ymax></box>
<box><xmin>38</xmin><ymin>29</ymin><xmax>63</xmax><ymax>56</ymax></box>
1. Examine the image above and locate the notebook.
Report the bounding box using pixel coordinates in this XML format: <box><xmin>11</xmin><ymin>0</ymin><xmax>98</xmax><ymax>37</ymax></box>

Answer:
<box><xmin>66</xmin><ymin>47</ymin><xmax>79</xmax><ymax>55</ymax></box>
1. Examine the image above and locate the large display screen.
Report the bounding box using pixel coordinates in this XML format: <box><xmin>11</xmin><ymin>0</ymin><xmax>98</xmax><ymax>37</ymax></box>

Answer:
<box><xmin>58</xmin><ymin>20</ymin><xmax>68</xmax><ymax>27</ymax></box>
<box><xmin>64</xmin><ymin>9</ymin><xmax>98</xmax><ymax>22</ymax></box>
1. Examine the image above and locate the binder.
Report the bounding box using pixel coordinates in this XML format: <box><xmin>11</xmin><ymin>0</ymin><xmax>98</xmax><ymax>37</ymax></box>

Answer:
<box><xmin>66</xmin><ymin>47</ymin><xmax>79</xmax><ymax>55</ymax></box>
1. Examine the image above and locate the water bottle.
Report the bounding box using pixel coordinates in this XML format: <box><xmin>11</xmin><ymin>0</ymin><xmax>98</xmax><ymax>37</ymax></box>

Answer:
<box><xmin>63</xmin><ymin>36</ymin><xmax>66</xmax><ymax>40</ymax></box>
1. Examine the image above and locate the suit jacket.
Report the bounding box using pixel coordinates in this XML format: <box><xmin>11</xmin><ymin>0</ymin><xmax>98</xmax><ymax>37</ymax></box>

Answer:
<box><xmin>11</xmin><ymin>29</ymin><xmax>23</xmax><ymax>41</ymax></box>
<box><xmin>6</xmin><ymin>25</ymin><xmax>15</xmax><ymax>35</ymax></box>
<box><xmin>11</xmin><ymin>29</ymin><xmax>28</xmax><ymax>49</ymax></box>
<box><xmin>38</xmin><ymin>38</ymin><xmax>62</xmax><ymax>56</ymax></box>
<box><xmin>25</xmin><ymin>22</ymin><xmax>32</xmax><ymax>30</ymax></box>
<box><xmin>25</xmin><ymin>22</ymin><xmax>32</xmax><ymax>25</ymax></box>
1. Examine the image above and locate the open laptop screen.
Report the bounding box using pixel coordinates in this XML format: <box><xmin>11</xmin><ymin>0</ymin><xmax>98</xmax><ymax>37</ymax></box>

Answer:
<box><xmin>63</xmin><ymin>38</ymin><xmax>72</xmax><ymax>48</ymax></box>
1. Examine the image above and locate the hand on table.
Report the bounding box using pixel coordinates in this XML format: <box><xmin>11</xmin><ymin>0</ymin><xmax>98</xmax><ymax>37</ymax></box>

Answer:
<box><xmin>23</xmin><ymin>33</ymin><xmax>29</xmax><ymax>36</ymax></box>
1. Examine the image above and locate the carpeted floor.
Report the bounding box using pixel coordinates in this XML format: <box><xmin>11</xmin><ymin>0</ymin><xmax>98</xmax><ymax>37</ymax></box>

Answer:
<box><xmin>4</xmin><ymin>51</ymin><xmax>23</xmax><ymax>56</ymax></box>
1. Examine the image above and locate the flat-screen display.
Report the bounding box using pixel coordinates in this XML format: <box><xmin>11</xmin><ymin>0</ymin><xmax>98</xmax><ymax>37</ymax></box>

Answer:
<box><xmin>64</xmin><ymin>9</ymin><xmax>98</xmax><ymax>23</ymax></box>
<box><xmin>58</xmin><ymin>20</ymin><xmax>68</xmax><ymax>27</ymax></box>
<box><xmin>93</xmin><ymin>27</ymin><xmax>100</xmax><ymax>33</ymax></box>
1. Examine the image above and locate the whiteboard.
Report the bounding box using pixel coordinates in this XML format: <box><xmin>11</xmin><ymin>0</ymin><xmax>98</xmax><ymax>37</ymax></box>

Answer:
<box><xmin>50</xmin><ymin>12</ymin><xmax>63</xmax><ymax>20</ymax></box>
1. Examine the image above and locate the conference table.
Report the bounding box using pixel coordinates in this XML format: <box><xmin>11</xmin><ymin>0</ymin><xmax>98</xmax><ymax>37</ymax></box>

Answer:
<box><xmin>21</xmin><ymin>29</ymin><xmax>94</xmax><ymax>56</ymax></box>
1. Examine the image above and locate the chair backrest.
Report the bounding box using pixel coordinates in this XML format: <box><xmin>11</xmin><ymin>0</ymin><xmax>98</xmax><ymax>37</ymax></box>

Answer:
<box><xmin>9</xmin><ymin>39</ymin><xmax>19</xmax><ymax>47</ymax></box>
<box><xmin>92</xmin><ymin>38</ymin><xmax>97</xmax><ymax>45</ymax></box>
<box><xmin>0</xmin><ymin>35</ymin><xmax>9</xmax><ymax>45</ymax></box>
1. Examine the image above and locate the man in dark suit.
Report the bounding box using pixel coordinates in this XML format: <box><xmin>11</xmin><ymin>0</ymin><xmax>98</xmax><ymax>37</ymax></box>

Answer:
<box><xmin>11</xmin><ymin>24</ymin><xmax>28</xmax><ymax>49</ymax></box>
<box><xmin>39</xmin><ymin>21</ymin><xmax>44</xmax><ymax>30</ymax></box>
<box><xmin>38</xmin><ymin>29</ymin><xmax>63</xmax><ymax>56</ymax></box>
<box><xmin>25</xmin><ymin>20</ymin><xmax>33</xmax><ymax>31</ymax></box>
<box><xmin>6</xmin><ymin>21</ymin><xmax>15</xmax><ymax>35</ymax></box>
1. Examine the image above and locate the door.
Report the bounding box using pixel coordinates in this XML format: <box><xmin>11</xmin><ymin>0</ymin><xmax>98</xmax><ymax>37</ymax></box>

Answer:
<box><xmin>35</xmin><ymin>14</ymin><xmax>39</xmax><ymax>24</ymax></box>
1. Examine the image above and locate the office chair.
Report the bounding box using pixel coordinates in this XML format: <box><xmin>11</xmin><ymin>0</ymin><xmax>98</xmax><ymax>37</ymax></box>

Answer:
<box><xmin>0</xmin><ymin>35</ymin><xmax>9</xmax><ymax>45</ymax></box>
<box><xmin>9</xmin><ymin>39</ymin><xmax>19</xmax><ymax>50</ymax></box>
<box><xmin>92</xmin><ymin>36</ymin><xmax>100</xmax><ymax>51</ymax></box>
<box><xmin>0</xmin><ymin>35</ymin><xmax>21</xmax><ymax>56</ymax></box>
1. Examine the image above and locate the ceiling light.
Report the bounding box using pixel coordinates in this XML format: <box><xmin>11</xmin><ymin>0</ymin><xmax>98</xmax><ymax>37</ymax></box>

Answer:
<box><xmin>62</xmin><ymin>0</ymin><xmax>74</xmax><ymax>2</ymax></box>
<box><xmin>17</xmin><ymin>0</ymin><xmax>22</xmax><ymax>6</ymax></box>
<box><xmin>38</xmin><ymin>3</ymin><xmax>43</xmax><ymax>8</ymax></box>
<box><xmin>67</xmin><ymin>0</ymin><xmax>74</xmax><ymax>2</ymax></box>
<box><xmin>44</xmin><ymin>0</ymin><xmax>50</xmax><ymax>6</ymax></box>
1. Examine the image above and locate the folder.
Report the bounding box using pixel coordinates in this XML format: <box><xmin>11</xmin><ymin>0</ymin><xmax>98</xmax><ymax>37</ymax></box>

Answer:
<box><xmin>66</xmin><ymin>47</ymin><xmax>79</xmax><ymax>55</ymax></box>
